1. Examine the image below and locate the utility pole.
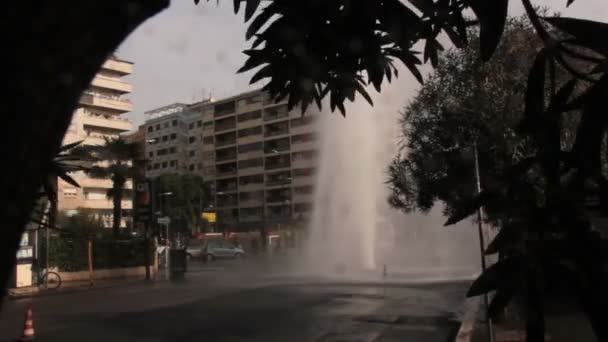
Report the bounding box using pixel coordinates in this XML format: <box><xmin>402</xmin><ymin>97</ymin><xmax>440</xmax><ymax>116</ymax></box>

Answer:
<box><xmin>474</xmin><ymin>142</ymin><xmax>495</xmax><ymax>342</ymax></box>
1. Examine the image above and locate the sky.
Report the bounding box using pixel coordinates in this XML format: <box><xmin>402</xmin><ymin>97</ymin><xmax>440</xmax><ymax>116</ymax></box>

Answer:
<box><xmin>118</xmin><ymin>0</ymin><xmax>608</xmax><ymax>128</ymax></box>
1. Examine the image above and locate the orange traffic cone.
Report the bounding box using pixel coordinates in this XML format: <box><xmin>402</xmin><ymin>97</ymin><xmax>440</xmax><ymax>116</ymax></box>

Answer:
<box><xmin>18</xmin><ymin>304</ymin><xmax>35</xmax><ymax>341</ymax></box>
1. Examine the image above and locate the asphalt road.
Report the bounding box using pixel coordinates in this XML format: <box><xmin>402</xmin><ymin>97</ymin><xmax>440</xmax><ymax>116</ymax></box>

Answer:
<box><xmin>0</xmin><ymin>256</ymin><xmax>473</xmax><ymax>342</ymax></box>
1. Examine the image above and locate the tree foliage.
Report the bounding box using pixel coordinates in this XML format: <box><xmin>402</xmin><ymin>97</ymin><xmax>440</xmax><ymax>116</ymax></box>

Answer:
<box><xmin>78</xmin><ymin>137</ymin><xmax>142</xmax><ymax>235</ymax></box>
<box><xmin>155</xmin><ymin>173</ymin><xmax>210</xmax><ymax>234</ymax></box>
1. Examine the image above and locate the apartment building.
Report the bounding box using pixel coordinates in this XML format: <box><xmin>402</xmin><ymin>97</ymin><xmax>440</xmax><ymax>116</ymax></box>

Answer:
<box><xmin>197</xmin><ymin>90</ymin><xmax>318</xmax><ymax>232</ymax></box>
<box><xmin>142</xmin><ymin>89</ymin><xmax>318</xmax><ymax>232</ymax></box>
<box><xmin>57</xmin><ymin>56</ymin><xmax>134</xmax><ymax>227</ymax></box>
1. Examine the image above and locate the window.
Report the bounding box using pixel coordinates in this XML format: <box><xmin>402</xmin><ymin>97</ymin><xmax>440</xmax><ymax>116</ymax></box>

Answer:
<box><xmin>148</xmin><ymin>151</ymin><xmax>154</xmax><ymax>157</ymax></box>
<box><xmin>203</xmin><ymin>136</ymin><xmax>214</xmax><ymax>144</ymax></box>
<box><xmin>292</xmin><ymin>133</ymin><xmax>316</xmax><ymax>144</ymax></box>
<box><xmin>295</xmin><ymin>202</ymin><xmax>312</xmax><ymax>213</ymax></box>
<box><xmin>240</xmin><ymin>191</ymin><xmax>264</xmax><ymax>201</ymax></box>
<box><xmin>189</xmin><ymin>136</ymin><xmax>196</xmax><ymax>143</ymax></box>
<box><xmin>189</xmin><ymin>123</ymin><xmax>194</xmax><ymax>130</ymax></box>
<box><xmin>291</xmin><ymin>116</ymin><xmax>315</xmax><ymax>127</ymax></box>
<box><xmin>170</xmin><ymin>133</ymin><xmax>177</xmax><ymax>140</ymax></box>
<box><xmin>169</xmin><ymin>147</ymin><xmax>177</xmax><ymax>154</ymax></box>
<box><xmin>238</xmin><ymin>142</ymin><xmax>263</xmax><ymax>154</ymax></box>
<box><xmin>63</xmin><ymin>188</ymin><xmax>77</xmax><ymax>197</ymax></box>
<box><xmin>197</xmin><ymin>163</ymin><xmax>203</xmax><ymax>170</ymax></box>
<box><xmin>146</xmin><ymin>165</ymin><xmax>152</xmax><ymax>171</ymax></box>
<box><xmin>189</xmin><ymin>150</ymin><xmax>195</xmax><ymax>157</ymax></box>
<box><xmin>155</xmin><ymin>124</ymin><xmax>160</xmax><ymax>130</ymax></box>
<box><xmin>162</xmin><ymin>161</ymin><xmax>168</xmax><ymax>168</ymax></box>
<box><xmin>264</xmin><ymin>105</ymin><xmax>288</xmax><ymax>121</ymax></box>
<box><xmin>295</xmin><ymin>185</ymin><xmax>314</xmax><ymax>194</ymax></box>
<box><xmin>189</xmin><ymin>164</ymin><xmax>195</xmax><ymax>171</ymax></box>
<box><xmin>147</xmin><ymin>126</ymin><xmax>153</xmax><ymax>133</ymax></box>
<box><xmin>172</xmin><ymin>119</ymin><xmax>178</xmax><ymax>127</ymax></box>
<box><xmin>170</xmin><ymin>160</ymin><xmax>176</xmax><ymax>167</ymax></box>
<box><xmin>238</xmin><ymin>126</ymin><xmax>262</xmax><ymax>138</ymax></box>
<box><xmin>238</xmin><ymin>157</ymin><xmax>263</xmax><ymax>169</ymax></box>
<box><xmin>162</xmin><ymin>135</ymin><xmax>168</xmax><ymax>142</ymax></box>
<box><xmin>154</xmin><ymin>163</ymin><xmax>160</xmax><ymax>170</ymax></box>
<box><xmin>292</xmin><ymin>150</ymin><xmax>316</xmax><ymax>160</ymax></box>
<box><xmin>293</xmin><ymin>167</ymin><xmax>315</xmax><ymax>177</ymax></box>
<box><xmin>239</xmin><ymin>174</ymin><xmax>264</xmax><ymax>185</ymax></box>
<box><xmin>197</xmin><ymin>120</ymin><xmax>202</xmax><ymax>127</ymax></box>
<box><xmin>238</xmin><ymin>110</ymin><xmax>262</xmax><ymax>122</ymax></box>
<box><xmin>203</xmin><ymin>121</ymin><xmax>213</xmax><ymax>129</ymax></box>
<box><xmin>214</xmin><ymin>101</ymin><xmax>236</xmax><ymax>116</ymax></box>
<box><xmin>163</xmin><ymin>122</ymin><xmax>169</xmax><ymax>128</ymax></box>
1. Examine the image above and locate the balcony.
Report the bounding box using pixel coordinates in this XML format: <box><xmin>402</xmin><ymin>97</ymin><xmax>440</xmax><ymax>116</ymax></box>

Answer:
<box><xmin>214</xmin><ymin>122</ymin><xmax>236</xmax><ymax>133</ymax></box>
<box><xmin>81</xmin><ymin>112</ymin><xmax>132</xmax><ymax>132</ymax></box>
<box><xmin>290</xmin><ymin>141</ymin><xmax>316</xmax><ymax>152</ymax></box>
<box><xmin>80</xmin><ymin>93</ymin><xmax>133</xmax><ymax>113</ymax></box>
<box><xmin>91</xmin><ymin>76</ymin><xmax>132</xmax><ymax>94</ymax></box>
<box><xmin>79</xmin><ymin>177</ymin><xmax>133</xmax><ymax>190</ymax></box>
<box><xmin>83</xmin><ymin>199</ymin><xmax>132</xmax><ymax>210</ymax></box>
<box><xmin>102</xmin><ymin>58</ymin><xmax>133</xmax><ymax>75</ymax></box>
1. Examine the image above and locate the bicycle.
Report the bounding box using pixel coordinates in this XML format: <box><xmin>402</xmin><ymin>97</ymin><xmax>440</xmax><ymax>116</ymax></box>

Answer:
<box><xmin>32</xmin><ymin>262</ymin><xmax>62</xmax><ymax>289</ymax></box>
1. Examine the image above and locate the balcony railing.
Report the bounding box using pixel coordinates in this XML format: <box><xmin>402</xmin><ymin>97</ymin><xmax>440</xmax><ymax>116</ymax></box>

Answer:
<box><xmin>266</xmin><ymin>196</ymin><xmax>291</xmax><ymax>204</ymax></box>
<box><xmin>216</xmin><ymin>139</ymin><xmax>236</xmax><ymax>147</ymax></box>
<box><xmin>216</xmin><ymin>169</ymin><xmax>237</xmax><ymax>177</ymax></box>
<box><xmin>264</xmin><ymin>129</ymin><xmax>289</xmax><ymax>137</ymax></box>
<box><xmin>214</xmin><ymin>123</ymin><xmax>236</xmax><ymax>132</ymax></box>
<box><xmin>216</xmin><ymin>154</ymin><xmax>237</xmax><ymax>162</ymax></box>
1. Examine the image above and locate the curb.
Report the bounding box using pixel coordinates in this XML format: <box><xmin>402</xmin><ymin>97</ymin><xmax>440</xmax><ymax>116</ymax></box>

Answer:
<box><xmin>455</xmin><ymin>297</ymin><xmax>482</xmax><ymax>342</ymax></box>
<box><xmin>8</xmin><ymin>277</ymin><xmax>153</xmax><ymax>300</ymax></box>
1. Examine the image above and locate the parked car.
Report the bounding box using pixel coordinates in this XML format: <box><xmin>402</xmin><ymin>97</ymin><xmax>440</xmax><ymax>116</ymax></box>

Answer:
<box><xmin>203</xmin><ymin>239</ymin><xmax>245</xmax><ymax>262</ymax></box>
<box><xmin>186</xmin><ymin>239</ymin><xmax>205</xmax><ymax>259</ymax></box>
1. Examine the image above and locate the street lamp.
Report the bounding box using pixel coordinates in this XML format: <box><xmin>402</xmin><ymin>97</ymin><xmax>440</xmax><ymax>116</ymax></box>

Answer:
<box><xmin>158</xmin><ymin>191</ymin><xmax>173</xmax><ymax>278</ymax></box>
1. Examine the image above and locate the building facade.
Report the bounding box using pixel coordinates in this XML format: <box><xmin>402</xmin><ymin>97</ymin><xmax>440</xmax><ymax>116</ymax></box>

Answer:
<box><xmin>57</xmin><ymin>56</ymin><xmax>134</xmax><ymax>227</ymax></box>
<box><xmin>143</xmin><ymin>89</ymin><xmax>318</xmax><ymax>232</ymax></box>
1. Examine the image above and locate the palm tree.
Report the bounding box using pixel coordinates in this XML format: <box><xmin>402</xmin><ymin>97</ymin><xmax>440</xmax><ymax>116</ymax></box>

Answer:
<box><xmin>83</xmin><ymin>137</ymin><xmax>141</xmax><ymax>235</ymax></box>
<box><xmin>32</xmin><ymin>140</ymin><xmax>89</xmax><ymax>229</ymax></box>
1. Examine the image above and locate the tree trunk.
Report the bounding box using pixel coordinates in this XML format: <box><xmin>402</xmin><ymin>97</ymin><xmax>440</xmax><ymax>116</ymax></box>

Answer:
<box><xmin>0</xmin><ymin>1</ymin><xmax>168</xmax><ymax>306</ymax></box>
<box><xmin>112</xmin><ymin>179</ymin><xmax>125</xmax><ymax>236</ymax></box>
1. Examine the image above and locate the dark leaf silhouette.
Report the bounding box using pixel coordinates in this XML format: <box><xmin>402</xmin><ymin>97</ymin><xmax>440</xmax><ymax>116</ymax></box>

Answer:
<box><xmin>485</xmin><ymin>223</ymin><xmax>522</xmax><ymax>255</ymax></box>
<box><xmin>444</xmin><ymin>191</ymin><xmax>498</xmax><ymax>226</ymax></box>
<box><xmin>544</xmin><ymin>17</ymin><xmax>608</xmax><ymax>55</ymax></box>
<box><xmin>467</xmin><ymin>0</ymin><xmax>509</xmax><ymax>60</ymax></box>
<box><xmin>520</xmin><ymin>49</ymin><xmax>547</xmax><ymax>133</ymax></box>
<box><xmin>488</xmin><ymin>287</ymin><xmax>515</xmax><ymax>319</ymax></box>
<box><xmin>467</xmin><ymin>257</ymin><xmax>523</xmax><ymax>297</ymax></box>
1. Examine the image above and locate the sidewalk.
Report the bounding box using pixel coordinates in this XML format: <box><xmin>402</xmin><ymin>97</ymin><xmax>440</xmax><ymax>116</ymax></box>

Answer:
<box><xmin>8</xmin><ymin>276</ymin><xmax>152</xmax><ymax>300</ymax></box>
<box><xmin>458</xmin><ymin>295</ymin><xmax>598</xmax><ymax>342</ymax></box>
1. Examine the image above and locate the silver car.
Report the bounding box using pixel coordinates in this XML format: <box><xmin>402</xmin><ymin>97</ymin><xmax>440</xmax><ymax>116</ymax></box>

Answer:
<box><xmin>186</xmin><ymin>239</ymin><xmax>205</xmax><ymax>259</ymax></box>
<box><xmin>203</xmin><ymin>239</ymin><xmax>245</xmax><ymax>262</ymax></box>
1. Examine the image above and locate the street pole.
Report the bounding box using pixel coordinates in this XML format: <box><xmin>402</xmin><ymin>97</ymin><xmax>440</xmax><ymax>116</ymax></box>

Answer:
<box><xmin>474</xmin><ymin>142</ymin><xmax>495</xmax><ymax>342</ymax></box>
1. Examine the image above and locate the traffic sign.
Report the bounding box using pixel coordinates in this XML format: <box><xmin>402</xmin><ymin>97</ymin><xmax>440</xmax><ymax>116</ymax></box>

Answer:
<box><xmin>157</xmin><ymin>217</ymin><xmax>171</xmax><ymax>225</ymax></box>
<box><xmin>202</xmin><ymin>212</ymin><xmax>216</xmax><ymax>223</ymax></box>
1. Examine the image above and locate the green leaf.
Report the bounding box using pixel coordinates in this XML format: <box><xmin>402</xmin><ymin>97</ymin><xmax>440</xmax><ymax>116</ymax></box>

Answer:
<box><xmin>467</xmin><ymin>0</ymin><xmax>509</xmax><ymax>60</ymax></box>
<box><xmin>544</xmin><ymin>17</ymin><xmax>608</xmax><ymax>55</ymax></box>
<box><xmin>485</xmin><ymin>223</ymin><xmax>521</xmax><ymax>255</ymax></box>
<box><xmin>521</xmin><ymin>49</ymin><xmax>547</xmax><ymax>132</ymax></box>
<box><xmin>59</xmin><ymin>140</ymin><xmax>84</xmax><ymax>152</ymax></box>
<box><xmin>467</xmin><ymin>257</ymin><xmax>523</xmax><ymax>297</ymax></box>
<box><xmin>245</xmin><ymin>0</ymin><xmax>262</xmax><ymax>22</ymax></box>
<box><xmin>246</xmin><ymin>5</ymin><xmax>275</xmax><ymax>40</ymax></box>
<box><xmin>58</xmin><ymin>173</ymin><xmax>81</xmax><ymax>188</ymax></box>
<box><xmin>444</xmin><ymin>191</ymin><xmax>497</xmax><ymax>226</ymax></box>
<box><xmin>545</xmin><ymin>79</ymin><xmax>577</xmax><ymax>115</ymax></box>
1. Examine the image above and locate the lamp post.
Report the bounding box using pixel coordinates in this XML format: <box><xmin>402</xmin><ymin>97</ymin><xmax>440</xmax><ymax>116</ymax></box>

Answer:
<box><xmin>158</xmin><ymin>191</ymin><xmax>173</xmax><ymax>278</ymax></box>
<box><xmin>472</xmin><ymin>142</ymin><xmax>495</xmax><ymax>342</ymax></box>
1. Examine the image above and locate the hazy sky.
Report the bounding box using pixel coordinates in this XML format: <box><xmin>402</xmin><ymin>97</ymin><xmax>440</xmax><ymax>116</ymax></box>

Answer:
<box><xmin>118</xmin><ymin>0</ymin><xmax>608</xmax><ymax>128</ymax></box>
